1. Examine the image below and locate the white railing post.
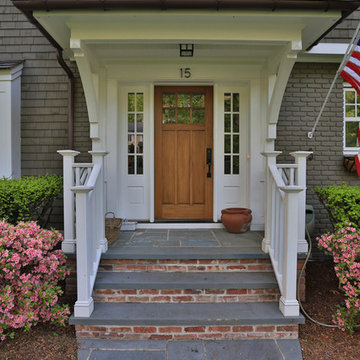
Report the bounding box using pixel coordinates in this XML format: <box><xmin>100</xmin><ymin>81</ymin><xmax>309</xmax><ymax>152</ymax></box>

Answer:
<box><xmin>290</xmin><ymin>151</ymin><xmax>312</xmax><ymax>253</ymax></box>
<box><xmin>261</xmin><ymin>151</ymin><xmax>282</xmax><ymax>253</ymax></box>
<box><xmin>89</xmin><ymin>150</ymin><xmax>108</xmax><ymax>253</ymax></box>
<box><xmin>278</xmin><ymin>186</ymin><xmax>303</xmax><ymax>317</ymax></box>
<box><xmin>72</xmin><ymin>186</ymin><xmax>94</xmax><ymax>318</ymax></box>
<box><xmin>57</xmin><ymin>150</ymin><xmax>80</xmax><ymax>253</ymax></box>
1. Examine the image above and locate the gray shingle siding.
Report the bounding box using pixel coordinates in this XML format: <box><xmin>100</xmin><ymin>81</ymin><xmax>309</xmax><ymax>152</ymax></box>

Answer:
<box><xmin>322</xmin><ymin>9</ymin><xmax>360</xmax><ymax>43</ymax></box>
<box><xmin>276</xmin><ymin>63</ymin><xmax>360</xmax><ymax>241</ymax></box>
<box><xmin>0</xmin><ymin>0</ymin><xmax>91</xmax><ymax>229</ymax></box>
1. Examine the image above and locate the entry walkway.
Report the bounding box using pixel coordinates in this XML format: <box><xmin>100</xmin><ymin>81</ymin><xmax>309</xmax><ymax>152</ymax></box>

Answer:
<box><xmin>78</xmin><ymin>339</ymin><xmax>302</xmax><ymax>360</ymax></box>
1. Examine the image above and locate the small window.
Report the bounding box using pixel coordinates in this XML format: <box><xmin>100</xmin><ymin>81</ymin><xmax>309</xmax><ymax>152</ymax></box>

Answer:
<box><xmin>344</xmin><ymin>87</ymin><xmax>360</xmax><ymax>153</ymax></box>
<box><xmin>128</xmin><ymin>92</ymin><xmax>144</xmax><ymax>175</ymax></box>
<box><xmin>224</xmin><ymin>92</ymin><xmax>240</xmax><ymax>175</ymax></box>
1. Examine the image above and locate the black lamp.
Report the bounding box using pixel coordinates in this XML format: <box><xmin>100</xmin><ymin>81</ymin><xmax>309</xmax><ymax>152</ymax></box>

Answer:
<box><xmin>179</xmin><ymin>44</ymin><xmax>194</xmax><ymax>57</ymax></box>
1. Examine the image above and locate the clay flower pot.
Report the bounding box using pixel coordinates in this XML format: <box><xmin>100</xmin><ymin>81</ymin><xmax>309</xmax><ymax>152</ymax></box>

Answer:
<box><xmin>221</xmin><ymin>208</ymin><xmax>252</xmax><ymax>234</ymax></box>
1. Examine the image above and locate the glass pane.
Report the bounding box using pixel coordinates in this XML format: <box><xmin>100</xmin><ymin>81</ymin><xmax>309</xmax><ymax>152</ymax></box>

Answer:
<box><xmin>128</xmin><ymin>114</ymin><xmax>135</xmax><ymax>132</ymax></box>
<box><xmin>137</xmin><ymin>156</ymin><xmax>143</xmax><ymax>175</ymax></box>
<box><xmin>193</xmin><ymin>94</ymin><xmax>205</xmax><ymax>107</ymax></box>
<box><xmin>137</xmin><ymin>135</ymin><xmax>143</xmax><ymax>153</ymax></box>
<box><xmin>357</xmin><ymin>105</ymin><xmax>360</xmax><ymax>117</ymax></box>
<box><xmin>233</xmin><ymin>155</ymin><xmax>239</xmax><ymax>175</ymax></box>
<box><xmin>128</xmin><ymin>134</ymin><xmax>135</xmax><ymax>153</ymax></box>
<box><xmin>224</xmin><ymin>155</ymin><xmax>231</xmax><ymax>174</ymax></box>
<box><xmin>224</xmin><ymin>93</ymin><xmax>231</xmax><ymax>112</ymax></box>
<box><xmin>233</xmin><ymin>135</ymin><xmax>239</xmax><ymax>153</ymax></box>
<box><xmin>233</xmin><ymin>93</ymin><xmax>239</xmax><ymax>112</ymax></box>
<box><xmin>162</xmin><ymin>109</ymin><xmax>176</xmax><ymax>124</ymax></box>
<box><xmin>224</xmin><ymin>114</ymin><xmax>231</xmax><ymax>132</ymax></box>
<box><xmin>346</xmin><ymin>105</ymin><xmax>355</xmax><ymax>117</ymax></box>
<box><xmin>178</xmin><ymin>109</ymin><xmax>190</xmax><ymax>124</ymax></box>
<box><xmin>128</xmin><ymin>93</ymin><xmax>135</xmax><ymax>112</ymax></box>
<box><xmin>233</xmin><ymin>114</ymin><xmax>239</xmax><ymax>133</ymax></box>
<box><xmin>162</xmin><ymin>93</ymin><xmax>176</xmax><ymax>108</ymax></box>
<box><xmin>136</xmin><ymin>114</ymin><xmax>143</xmax><ymax>132</ymax></box>
<box><xmin>178</xmin><ymin>93</ymin><xmax>191</xmax><ymax>108</ymax></box>
<box><xmin>128</xmin><ymin>156</ymin><xmax>135</xmax><ymax>174</ymax></box>
<box><xmin>224</xmin><ymin>135</ymin><xmax>231</xmax><ymax>154</ymax></box>
<box><xmin>345</xmin><ymin>90</ymin><xmax>355</xmax><ymax>104</ymax></box>
<box><xmin>136</xmin><ymin>93</ymin><xmax>144</xmax><ymax>112</ymax></box>
<box><xmin>192</xmin><ymin>109</ymin><xmax>205</xmax><ymax>124</ymax></box>
<box><xmin>346</xmin><ymin>122</ymin><xmax>359</xmax><ymax>147</ymax></box>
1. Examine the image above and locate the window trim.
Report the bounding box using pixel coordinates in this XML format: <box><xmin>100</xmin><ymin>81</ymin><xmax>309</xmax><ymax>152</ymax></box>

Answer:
<box><xmin>343</xmin><ymin>84</ymin><xmax>360</xmax><ymax>156</ymax></box>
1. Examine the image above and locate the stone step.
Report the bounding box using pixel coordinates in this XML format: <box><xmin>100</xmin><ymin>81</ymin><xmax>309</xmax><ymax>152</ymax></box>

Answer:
<box><xmin>103</xmin><ymin>246</ymin><xmax>269</xmax><ymax>260</ymax></box>
<box><xmin>93</xmin><ymin>272</ymin><xmax>280</xmax><ymax>303</ymax></box>
<box><xmin>94</xmin><ymin>271</ymin><xmax>278</xmax><ymax>289</ymax></box>
<box><xmin>70</xmin><ymin>302</ymin><xmax>304</xmax><ymax>341</ymax></box>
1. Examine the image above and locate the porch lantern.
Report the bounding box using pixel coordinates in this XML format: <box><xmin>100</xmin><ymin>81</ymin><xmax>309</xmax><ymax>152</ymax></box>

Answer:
<box><xmin>179</xmin><ymin>44</ymin><xmax>194</xmax><ymax>57</ymax></box>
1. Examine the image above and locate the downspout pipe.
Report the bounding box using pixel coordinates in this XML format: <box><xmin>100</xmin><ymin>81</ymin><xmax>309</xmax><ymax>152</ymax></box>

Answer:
<box><xmin>21</xmin><ymin>10</ymin><xmax>74</xmax><ymax>149</ymax></box>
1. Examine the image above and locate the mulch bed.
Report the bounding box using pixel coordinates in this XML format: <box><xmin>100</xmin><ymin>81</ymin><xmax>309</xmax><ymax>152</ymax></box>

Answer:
<box><xmin>300</xmin><ymin>260</ymin><xmax>360</xmax><ymax>360</ymax></box>
<box><xmin>0</xmin><ymin>261</ymin><xmax>359</xmax><ymax>359</ymax></box>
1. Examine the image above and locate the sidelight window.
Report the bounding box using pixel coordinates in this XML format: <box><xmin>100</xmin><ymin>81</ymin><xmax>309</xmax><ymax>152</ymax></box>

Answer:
<box><xmin>224</xmin><ymin>92</ymin><xmax>240</xmax><ymax>175</ymax></box>
<box><xmin>127</xmin><ymin>92</ymin><xmax>144</xmax><ymax>175</ymax></box>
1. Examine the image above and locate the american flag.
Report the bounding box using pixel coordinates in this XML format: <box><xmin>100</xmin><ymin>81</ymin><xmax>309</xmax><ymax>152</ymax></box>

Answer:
<box><xmin>341</xmin><ymin>38</ymin><xmax>360</xmax><ymax>96</ymax></box>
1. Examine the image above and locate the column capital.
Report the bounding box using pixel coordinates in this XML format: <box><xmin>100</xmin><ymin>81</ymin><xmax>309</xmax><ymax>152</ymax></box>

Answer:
<box><xmin>290</xmin><ymin>151</ymin><xmax>312</xmax><ymax>160</ymax></box>
<box><xmin>261</xmin><ymin>151</ymin><xmax>282</xmax><ymax>158</ymax></box>
<box><xmin>57</xmin><ymin>150</ymin><xmax>80</xmax><ymax>157</ymax></box>
<box><xmin>88</xmin><ymin>150</ymin><xmax>108</xmax><ymax>157</ymax></box>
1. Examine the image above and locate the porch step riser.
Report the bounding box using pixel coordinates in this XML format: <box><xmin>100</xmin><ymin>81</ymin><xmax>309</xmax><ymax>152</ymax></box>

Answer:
<box><xmin>76</xmin><ymin>324</ymin><xmax>298</xmax><ymax>341</ymax></box>
<box><xmin>93</xmin><ymin>288</ymin><xmax>280</xmax><ymax>303</ymax></box>
<box><xmin>99</xmin><ymin>259</ymin><xmax>273</xmax><ymax>272</ymax></box>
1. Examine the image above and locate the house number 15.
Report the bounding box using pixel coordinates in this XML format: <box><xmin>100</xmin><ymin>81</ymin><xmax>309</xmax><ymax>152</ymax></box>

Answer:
<box><xmin>180</xmin><ymin>68</ymin><xmax>191</xmax><ymax>78</ymax></box>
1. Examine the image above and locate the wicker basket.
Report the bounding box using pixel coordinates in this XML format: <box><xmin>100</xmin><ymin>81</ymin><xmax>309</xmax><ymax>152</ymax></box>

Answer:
<box><xmin>105</xmin><ymin>212</ymin><xmax>123</xmax><ymax>245</ymax></box>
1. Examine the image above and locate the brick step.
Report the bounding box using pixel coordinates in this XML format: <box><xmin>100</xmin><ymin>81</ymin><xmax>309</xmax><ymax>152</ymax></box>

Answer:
<box><xmin>93</xmin><ymin>271</ymin><xmax>280</xmax><ymax>303</ymax></box>
<box><xmin>70</xmin><ymin>302</ymin><xmax>304</xmax><ymax>341</ymax></box>
<box><xmin>98</xmin><ymin>258</ymin><xmax>273</xmax><ymax>272</ymax></box>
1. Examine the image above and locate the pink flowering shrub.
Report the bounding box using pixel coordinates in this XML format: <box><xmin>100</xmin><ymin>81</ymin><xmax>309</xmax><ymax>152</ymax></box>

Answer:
<box><xmin>317</xmin><ymin>224</ymin><xmax>360</xmax><ymax>333</ymax></box>
<box><xmin>0</xmin><ymin>220</ymin><xmax>70</xmax><ymax>341</ymax></box>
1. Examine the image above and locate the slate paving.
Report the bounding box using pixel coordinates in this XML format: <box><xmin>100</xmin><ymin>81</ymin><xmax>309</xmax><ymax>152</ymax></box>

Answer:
<box><xmin>110</xmin><ymin>229</ymin><xmax>263</xmax><ymax>249</ymax></box>
<box><xmin>78</xmin><ymin>339</ymin><xmax>303</xmax><ymax>360</ymax></box>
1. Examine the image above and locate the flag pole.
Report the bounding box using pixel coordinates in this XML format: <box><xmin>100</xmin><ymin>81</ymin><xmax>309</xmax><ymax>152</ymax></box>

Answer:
<box><xmin>307</xmin><ymin>22</ymin><xmax>360</xmax><ymax>139</ymax></box>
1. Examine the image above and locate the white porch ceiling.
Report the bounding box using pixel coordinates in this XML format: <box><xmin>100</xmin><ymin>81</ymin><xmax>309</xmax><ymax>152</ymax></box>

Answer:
<box><xmin>33</xmin><ymin>9</ymin><xmax>342</xmax><ymax>57</ymax></box>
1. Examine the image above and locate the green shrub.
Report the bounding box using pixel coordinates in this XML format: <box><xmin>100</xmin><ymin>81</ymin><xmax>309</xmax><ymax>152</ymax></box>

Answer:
<box><xmin>0</xmin><ymin>175</ymin><xmax>62</xmax><ymax>228</ymax></box>
<box><xmin>314</xmin><ymin>184</ymin><xmax>360</xmax><ymax>231</ymax></box>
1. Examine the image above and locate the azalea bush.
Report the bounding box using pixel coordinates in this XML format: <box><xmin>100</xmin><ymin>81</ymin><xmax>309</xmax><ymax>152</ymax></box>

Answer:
<box><xmin>0</xmin><ymin>174</ymin><xmax>62</xmax><ymax>229</ymax></box>
<box><xmin>317</xmin><ymin>224</ymin><xmax>360</xmax><ymax>333</ymax></box>
<box><xmin>0</xmin><ymin>220</ymin><xmax>70</xmax><ymax>341</ymax></box>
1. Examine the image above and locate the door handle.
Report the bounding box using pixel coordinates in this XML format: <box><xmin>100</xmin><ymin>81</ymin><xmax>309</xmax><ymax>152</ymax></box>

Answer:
<box><xmin>206</xmin><ymin>148</ymin><xmax>212</xmax><ymax>178</ymax></box>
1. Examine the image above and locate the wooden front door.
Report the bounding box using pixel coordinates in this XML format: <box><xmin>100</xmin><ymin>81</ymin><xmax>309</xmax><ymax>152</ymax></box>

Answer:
<box><xmin>155</xmin><ymin>86</ymin><xmax>213</xmax><ymax>220</ymax></box>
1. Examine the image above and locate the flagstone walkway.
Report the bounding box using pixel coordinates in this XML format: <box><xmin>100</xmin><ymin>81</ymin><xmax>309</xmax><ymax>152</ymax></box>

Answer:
<box><xmin>78</xmin><ymin>339</ymin><xmax>302</xmax><ymax>360</ymax></box>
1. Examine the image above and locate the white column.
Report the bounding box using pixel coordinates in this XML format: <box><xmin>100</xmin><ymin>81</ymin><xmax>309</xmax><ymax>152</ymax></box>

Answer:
<box><xmin>278</xmin><ymin>186</ymin><xmax>303</xmax><ymax>317</ymax></box>
<box><xmin>89</xmin><ymin>150</ymin><xmax>108</xmax><ymax>253</ymax></box>
<box><xmin>261</xmin><ymin>151</ymin><xmax>282</xmax><ymax>253</ymax></box>
<box><xmin>57</xmin><ymin>150</ymin><xmax>80</xmax><ymax>253</ymax></box>
<box><xmin>290</xmin><ymin>151</ymin><xmax>312</xmax><ymax>253</ymax></box>
<box><xmin>72</xmin><ymin>186</ymin><xmax>94</xmax><ymax>318</ymax></box>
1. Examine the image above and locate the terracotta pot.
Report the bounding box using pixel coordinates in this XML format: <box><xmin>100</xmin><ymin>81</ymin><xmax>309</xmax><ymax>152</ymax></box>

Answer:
<box><xmin>221</xmin><ymin>208</ymin><xmax>252</xmax><ymax>234</ymax></box>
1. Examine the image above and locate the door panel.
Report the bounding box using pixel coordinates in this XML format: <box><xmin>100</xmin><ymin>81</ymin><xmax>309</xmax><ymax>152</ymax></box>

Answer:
<box><xmin>155</xmin><ymin>86</ymin><xmax>213</xmax><ymax>219</ymax></box>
